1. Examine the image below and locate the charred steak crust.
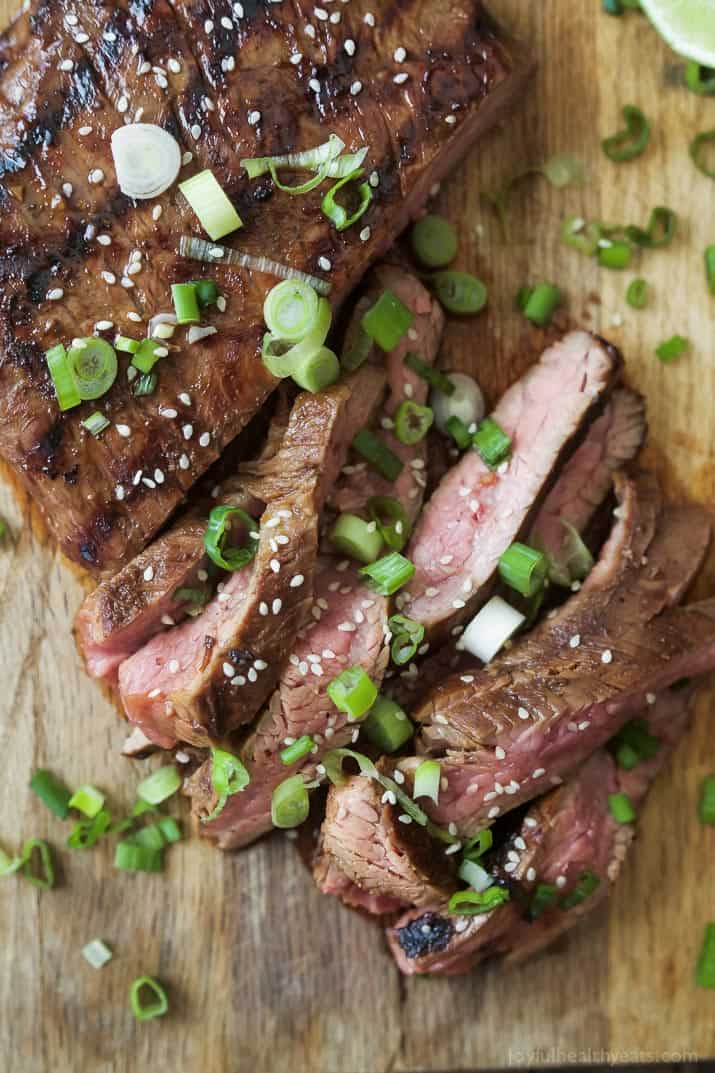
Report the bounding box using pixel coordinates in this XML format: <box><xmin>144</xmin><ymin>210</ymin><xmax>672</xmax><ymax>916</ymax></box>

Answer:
<box><xmin>0</xmin><ymin>0</ymin><xmax>532</xmax><ymax>576</ymax></box>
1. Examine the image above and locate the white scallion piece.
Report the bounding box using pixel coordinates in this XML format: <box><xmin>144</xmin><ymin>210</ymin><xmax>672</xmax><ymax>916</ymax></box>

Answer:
<box><xmin>458</xmin><ymin>859</ymin><xmax>493</xmax><ymax>893</ymax></box>
<box><xmin>460</xmin><ymin>596</ymin><xmax>525</xmax><ymax>664</ymax></box>
<box><xmin>431</xmin><ymin>372</ymin><xmax>486</xmax><ymax>433</ymax></box>
<box><xmin>179</xmin><ymin>170</ymin><xmax>243</xmax><ymax>241</ymax></box>
<box><xmin>179</xmin><ymin>236</ymin><xmax>332</xmax><ymax>296</ymax></box>
<box><xmin>240</xmin><ymin>134</ymin><xmax>345</xmax><ymax>179</ymax></box>
<box><xmin>111</xmin><ymin>123</ymin><xmax>181</xmax><ymax>200</ymax></box>
<box><xmin>81</xmin><ymin>939</ymin><xmax>113</xmax><ymax>969</ymax></box>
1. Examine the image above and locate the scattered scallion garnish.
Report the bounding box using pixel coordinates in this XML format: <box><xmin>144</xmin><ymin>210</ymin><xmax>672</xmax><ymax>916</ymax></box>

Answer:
<box><xmin>447</xmin><ymin>886</ymin><xmax>510</xmax><ymax>916</ymax></box>
<box><xmin>321</xmin><ymin>168</ymin><xmax>372</xmax><ymax>231</ymax></box>
<box><xmin>361</xmin><ymin>290</ymin><xmax>414</xmax><ymax>352</ymax></box>
<box><xmin>133</xmin><ymin>372</ymin><xmax>158</xmax><ymax>397</ymax></box>
<box><xmin>280</xmin><ymin>736</ymin><xmax>316</xmax><ymax>767</ymax></box>
<box><xmin>393</xmin><ymin>400</ymin><xmax>434</xmax><ymax>445</ymax></box>
<box><xmin>481</xmin><ymin>154</ymin><xmax>585</xmax><ymax>238</ymax></box>
<box><xmin>597</xmin><ymin>239</ymin><xmax>633</xmax><ymax>270</ymax></box>
<box><xmin>530</xmin><ymin>882</ymin><xmax>559</xmax><ymax>919</ymax></box>
<box><xmin>203</xmin><ymin>504</ymin><xmax>260</xmax><ymax>572</ymax></box>
<box><xmin>410</xmin><ymin>215</ymin><xmax>458</xmax><ymax>268</ymax></box>
<box><xmin>656</xmin><ymin>334</ymin><xmax>689</xmax><ymax>362</ymax></box>
<box><xmin>362</xmin><ymin>696</ymin><xmax>414</xmax><ymax>753</ymax></box>
<box><xmin>329</xmin><ymin>513</ymin><xmax>383</xmax><ymax>564</ymax></box>
<box><xmin>601</xmin><ymin>105</ymin><xmax>651</xmax><ymax>162</ymax></box>
<box><xmin>203</xmin><ymin>747</ymin><xmax>251</xmax><ymax>823</ymax></box>
<box><xmin>498</xmin><ymin>542</ymin><xmax>548</xmax><ymax>599</ymax></box>
<box><xmin>179</xmin><ymin>236</ymin><xmax>331</xmax><ymax>296</ymax></box>
<box><xmin>81</xmin><ymin>411</ymin><xmax>111</xmax><ymax>436</ymax></box>
<box><xmin>367</xmin><ymin>496</ymin><xmax>411</xmax><ymax>552</ymax></box>
<box><xmin>30</xmin><ymin>769</ymin><xmax>72</xmax><ymax>819</ymax></box>
<box><xmin>171</xmin><ymin>282</ymin><xmax>200</xmax><ymax>325</ymax></box>
<box><xmin>178</xmin><ymin>170</ymin><xmax>243</xmax><ymax>240</ymax></box>
<box><xmin>689</xmin><ymin>130</ymin><xmax>715</xmax><ymax>179</ymax></box>
<box><xmin>68</xmin><ymin>785</ymin><xmax>105</xmax><ymax>819</ymax></box>
<box><xmin>351</xmin><ymin>428</ymin><xmax>404</xmax><ymax>481</ymax></box>
<box><xmin>626</xmin><ymin>278</ymin><xmax>649</xmax><ymax>309</ymax></box>
<box><xmin>432</xmin><ymin>271</ymin><xmax>487</xmax><ymax>315</ymax></box>
<box><xmin>608</xmin><ymin>791</ymin><xmax>636</xmax><ymax>824</ymax></box>
<box><xmin>626</xmin><ymin>206</ymin><xmax>677</xmax><ymax>248</ymax></box>
<box><xmin>699</xmin><ymin>775</ymin><xmax>715</xmax><ymax>825</ymax></box>
<box><xmin>327</xmin><ymin>667</ymin><xmax>378</xmax><ymax>722</ymax></box>
<box><xmin>560</xmin><ymin>871</ymin><xmax>600</xmax><ymax>909</ymax></box>
<box><xmin>132</xmin><ymin>338</ymin><xmax>167</xmax><ymax>374</ymax></box>
<box><xmin>472</xmin><ymin>417</ymin><xmax>512</xmax><ymax>469</ymax></box>
<box><xmin>413</xmin><ymin>759</ymin><xmax>441</xmax><ymax>804</ymax></box>
<box><xmin>129</xmin><ymin>976</ymin><xmax>169</xmax><ymax>1021</ymax></box>
<box><xmin>404</xmin><ymin>352</ymin><xmax>455</xmax><ymax>395</ymax></box>
<box><xmin>264</xmin><ymin>280</ymin><xmax>320</xmax><ymax>342</ymax></box>
<box><xmin>359</xmin><ymin>552</ymin><xmax>415</xmax><ymax>596</ymax></box>
<box><xmin>387</xmin><ymin>613</ymin><xmax>425</xmax><ymax>666</ymax></box>
<box><xmin>271</xmin><ymin>775</ymin><xmax>311</xmax><ymax>828</ymax></box>
<box><xmin>685</xmin><ymin>61</ymin><xmax>715</xmax><ymax>95</ymax></box>
<box><xmin>696</xmin><ymin>923</ymin><xmax>715</xmax><ymax>989</ymax></box>
<box><xmin>446</xmin><ymin>415</ymin><xmax>472</xmax><ymax>450</ymax></box>
<box><xmin>518</xmin><ymin>282</ymin><xmax>562</xmax><ymax>325</ymax></box>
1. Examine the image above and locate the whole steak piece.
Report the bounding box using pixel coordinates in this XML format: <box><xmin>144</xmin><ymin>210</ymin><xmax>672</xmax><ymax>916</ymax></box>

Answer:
<box><xmin>0</xmin><ymin>0</ymin><xmax>532</xmax><ymax>576</ymax></box>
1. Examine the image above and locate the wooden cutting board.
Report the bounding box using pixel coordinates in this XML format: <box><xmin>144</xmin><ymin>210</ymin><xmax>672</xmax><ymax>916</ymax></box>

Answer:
<box><xmin>1</xmin><ymin>3</ymin><xmax>714</xmax><ymax>1070</ymax></box>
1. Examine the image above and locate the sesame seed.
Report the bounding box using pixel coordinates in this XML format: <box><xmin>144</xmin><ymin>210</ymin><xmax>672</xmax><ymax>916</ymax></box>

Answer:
<box><xmin>524</xmin><ymin>816</ymin><xmax>539</xmax><ymax>829</ymax></box>
<box><xmin>88</xmin><ymin>168</ymin><xmax>104</xmax><ymax>184</ymax></box>
<box><xmin>290</xmin><ymin>574</ymin><xmax>304</xmax><ymax>588</ymax></box>
<box><xmin>234</xmin><ymin>2</ymin><xmax>244</xmax><ymax>15</ymax></box>
<box><xmin>270</xmin><ymin>559</ymin><xmax>280</xmax><ymax>574</ymax></box>
<box><xmin>514</xmin><ymin>837</ymin><xmax>527</xmax><ymax>852</ymax></box>
<box><xmin>452</xmin><ymin>599</ymin><xmax>466</xmax><ymax>609</ymax></box>
<box><xmin>397</xmin><ymin>814</ymin><xmax>412</xmax><ymax>825</ymax></box>
<box><xmin>350</xmin><ymin>80</ymin><xmax>363</xmax><ymax>95</ymax></box>
<box><xmin>445</xmin><ymin>115</ymin><xmax>457</xmax><ymax>125</ymax></box>
<box><xmin>161</xmin><ymin>615</ymin><xmax>174</xmax><ymax>627</ymax></box>
<box><xmin>567</xmin><ymin>721</ymin><xmax>578</xmax><ymax>733</ymax></box>
<box><xmin>59</xmin><ymin>58</ymin><xmax>74</xmax><ymax>71</ymax></box>
<box><xmin>394</xmin><ymin>46</ymin><xmax>407</xmax><ymax>62</ymax></box>
<box><xmin>393</xmin><ymin>72</ymin><xmax>409</xmax><ymax>85</ymax></box>
<box><xmin>308</xmin><ymin>77</ymin><xmax>321</xmax><ymax>93</ymax></box>
<box><xmin>116</xmin><ymin>424</ymin><xmax>131</xmax><ymax>438</ymax></box>
<box><xmin>221</xmin><ymin>14</ymin><xmax>233</xmax><ymax>28</ymax></box>
<box><xmin>247</xmin><ymin>110</ymin><xmax>261</xmax><ymax>125</ymax></box>
<box><xmin>364</xmin><ymin>11</ymin><xmax>375</xmax><ymax>25</ymax></box>
<box><xmin>199</xmin><ymin>432</ymin><xmax>211</xmax><ymax>447</ymax></box>
<box><xmin>47</xmin><ymin>288</ymin><xmax>64</xmax><ymax>301</ymax></box>
<box><xmin>337</xmin><ymin>622</ymin><xmax>356</xmax><ymax>632</ymax></box>
<box><xmin>272</xmin><ymin>598</ymin><xmax>282</xmax><ymax>615</ymax></box>
<box><xmin>79</xmin><ymin>125</ymin><xmax>93</xmax><ymax>136</ymax></box>
<box><xmin>101</xmin><ymin>271</ymin><xmax>116</xmax><ymax>285</ymax></box>
<box><xmin>360</xmin><ymin>226</ymin><xmax>371</xmax><ymax>242</ymax></box>
<box><xmin>178</xmin><ymin>454</ymin><xmax>190</xmax><ymax>470</ymax></box>
<box><xmin>148</xmin><ymin>688</ymin><xmax>161</xmax><ymax>699</ymax></box>
<box><xmin>555</xmin><ymin>876</ymin><xmax>567</xmax><ymax>889</ymax></box>
<box><xmin>182</xmin><ymin>424</ymin><xmax>193</xmax><ymax>440</ymax></box>
<box><xmin>488</xmin><ymin>806</ymin><xmax>500</xmax><ymax>819</ymax></box>
<box><xmin>168</xmin><ymin>659</ymin><xmax>179</xmax><ymax>673</ymax></box>
<box><xmin>601</xmin><ymin>649</ymin><xmax>613</xmax><ymax>664</ymax></box>
<box><xmin>182</xmin><ymin>151</ymin><xmax>193</xmax><ymax>166</ymax></box>
<box><xmin>139</xmin><ymin>60</ymin><xmax>152</xmax><ymax>75</ymax></box>
<box><xmin>115</xmin><ymin>485</ymin><xmax>125</xmax><ymax>501</ymax></box>
<box><xmin>247</xmin><ymin>668</ymin><xmax>258</xmax><ymax>683</ymax></box>
<box><xmin>483</xmin><ymin>791</ymin><xmax>497</xmax><ymax>802</ymax></box>
<box><xmin>532</xmin><ymin>768</ymin><xmax>546</xmax><ymax>779</ymax></box>
<box><xmin>569</xmin><ymin>634</ymin><xmax>581</xmax><ymax>648</ymax></box>
<box><xmin>495</xmin><ymin>746</ymin><xmax>506</xmax><ymax>760</ymax></box>
<box><xmin>142</xmin><ymin>478</ymin><xmax>156</xmax><ymax>490</ymax></box>
<box><xmin>97</xmin><ymin>234</ymin><xmax>112</xmax><ymax>246</ymax></box>
<box><xmin>305</xmin><ymin>23</ymin><xmax>316</xmax><ymax>37</ymax></box>
<box><xmin>204</xmin><ymin>18</ymin><xmax>213</xmax><ymax>32</ymax></box>
<box><xmin>289</xmin><ymin>52</ymin><xmax>302</xmax><ymax>65</ymax></box>
<box><xmin>329</xmin><ymin>11</ymin><xmax>340</xmax><ymax>22</ymax></box>
<box><xmin>344</xmin><ymin>38</ymin><xmax>356</xmax><ymax>56</ymax></box>
<box><xmin>190</xmin><ymin>123</ymin><xmax>202</xmax><ymax>140</ymax></box>
<box><xmin>504</xmin><ymin>862</ymin><xmax>518</xmax><ymax>874</ymax></box>
<box><xmin>315</xmin><ymin>6</ymin><xmax>328</xmax><ymax>19</ymax></box>
<box><xmin>127</xmin><ymin>312</ymin><xmax>142</xmax><ymax>324</ymax></box>
<box><xmin>526</xmin><ymin>867</ymin><xmax>537</xmax><ymax>882</ymax></box>
<box><xmin>117</xmin><ymin>95</ymin><xmax>129</xmax><ymax>113</ymax></box>
<box><xmin>318</xmin><ymin>255</ymin><xmax>332</xmax><ymax>271</ymax></box>
<box><xmin>168</xmin><ymin>58</ymin><xmax>181</xmax><ymax>73</ymax></box>
<box><xmin>369</xmin><ymin>171</ymin><xmax>379</xmax><ymax>188</ymax></box>
<box><xmin>646</xmin><ymin>692</ymin><xmax>656</xmax><ymax>705</ymax></box>
<box><xmin>65</xmin><ymin>14</ymin><xmax>78</xmax><ymax>24</ymax></box>
<box><xmin>74</xmin><ymin>31</ymin><xmax>89</xmax><ymax>42</ymax></box>
<box><xmin>507</xmin><ymin>850</ymin><xmax>520</xmax><ymax>864</ymax></box>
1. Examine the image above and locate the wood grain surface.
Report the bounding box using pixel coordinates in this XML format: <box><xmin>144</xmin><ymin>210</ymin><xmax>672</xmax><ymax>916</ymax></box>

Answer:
<box><xmin>1</xmin><ymin>3</ymin><xmax>714</xmax><ymax>1071</ymax></box>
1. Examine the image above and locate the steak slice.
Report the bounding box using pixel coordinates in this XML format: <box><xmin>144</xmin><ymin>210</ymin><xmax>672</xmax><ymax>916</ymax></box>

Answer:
<box><xmin>188</xmin><ymin>558</ymin><xmax>390</xmax><ymax>849</ymax></box>
<box><xmin>410</xmin><ymin>473</ymin><xmax>714</xmax><ymax>836</ymax></box>
<box><xmin>400</xmin><ymin>332</ymin><xmax>622</xmax><ymax>643</ymax></box>
<box><xmin>528</xmin><ymin>388</ymin><xmax>646</xmax><ymax>581</ymax></box>
<box><xmin>313</xmin><ymin>847</ymin><xmax>408</xmax><ymax>917</ymax></box>
<box><xmin>330</xmin><ymin>265</ymin><xmax>445</xmax><ymax>525</ymax></box>
<box><xmin>0</xmin><ymin>0</ymin><xmax>532</xmax><ymax>576</ymax></box>
<box><xmin>388</xmin><ymin>688</ymin><xmax>692</xmax><ymax>975</ymax></box>
<box><xmin>118</xmin><ymin>369</ymin><xmax>384</xmax><ymax>747</ymax></box>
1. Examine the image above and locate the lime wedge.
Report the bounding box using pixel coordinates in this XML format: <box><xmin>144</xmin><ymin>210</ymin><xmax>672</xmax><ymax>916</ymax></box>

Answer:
<box><xmin>640</xmin><ymin>0</ymin><xmax>715</xmax><ymax>66</ymax></box>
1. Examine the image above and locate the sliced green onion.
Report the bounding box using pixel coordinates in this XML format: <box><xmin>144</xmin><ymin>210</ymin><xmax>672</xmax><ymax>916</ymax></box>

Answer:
<box><xmin>685</xmin><ymin>61</ymin><xmax>715</xmax><ymax>95</ymax></box>
<box><xmin>706</xmin><ymin>246</ymin><xmax>715</xmax><ymax>295</ymax></box>
<box><xmin>68</xmin><ymin>784</ymin><xmax>105</xmax><ymax>819</ymax></box>
<box><xmin>270</xmin><ymin>159</ymin><xmax>332</xmax><ymax>196</ymax></box>
<box><xmin>67</xmin><ymin>338</ymin><xmax>118</xmax><ymax>400</ymax></box>
<box><xmin>388</xmin><ymin>613</ymin><xmax>425</xmax><ymax>666</ymax></box>
<box><xmin>626</xmin><ymin>278</ymin><xmax>649</xmax><ymax>309</ymax></box>
<box><xmin>413</xmin><ymin>759</ymin><xmax>441</xmax><ymax>804</ymax></box>
<box><xmin>561</xmin><ymin>216</ymin><xmax>603</xmax><ymax>257</ymax></box>
<box><xmin>321</xmin><ymin>168</ymin><xmax>372</xmax><ymax>231</ymax></box>
<box><xmin>530</xmin><ymin>882</ymin><xmax>558</xmax><ymax>919</ymax></box>
<box><xmin>351</xmin><ymin>428</ymin><xmax>404</xmax><ymax>481</ymax></box>
<box><xmin>46</xmin><ymin>344</ymin><xmax>81</xmax><ymax>411</ymax></box>
<box><xmin>446</xmin><ymin>415</ymin><xmax>472</xmax><ymax>450</ymax></box>
<box><xmin>204</xmin><ymin>505</ymin><xmax>259</xmax><ymax>572</ymax></box>
<box><xmin>179</xmin><ymin>236</ymin><xmax>331</xmax><ymax>297</ymax></box>
<box><xmin>114</xmin><ymin>841</ymin><xmax>164</xmax><ymax>872</ymax></box>
<box><xmin>280</xmin><ymin>736</ymin><xmax>315</xmax><ymax>766</ymax></box>
<box><xmin>519</xmin><ymin>282</ymin><xmax>562</xmax><ymax>325</ymax></box>
<box><xmin>114</xmin><ymin>335</ymin><xmax>141</xmax><ymax>354</ymax></box>
<box><xmin>329</xmin><ymin>513</ymin><xmax>383</xmax><ymax>564</ymax></box>
<box><xmin>448</xmin><ymin>887</ymin><xmax>510</xmax><ymax>916</ymax></box>
<box><xmin>538</xmin><ymin>153</ymin><xmax>586</xmax><ymax>188</ymax></box>
<box><xmin>610</xmin><ymin>717</ymin><xmax>661</xmax><ymax>770</ymax></box>
<box><xmin>699</xmin><ymin>775</ymin><xmax>715</xmax><ymax>825</ymax></box>
<box><xmin>432</xmin><ymin>271</ymin><xmax>487</xmax><ymax>315</ymax></box>
<box><xmin>696</xmin><ymin>923</ymin><xmax>715</xmax><ymax>989</ymax></box>
<box><xmin>324</xmin><ymin>148</ymin><xmax>369</xmax><ymax>178</ymax></box>
<box><xmin>81</xmin><ymin>938</ymin><xmax>113</xmax><ymax>969</ymax></box>
<box><xmin>323</xmin><ymin>748</ymin><xmax>378</xmax><ymax>787</ymax></box>
<box><xmin>560</xmin><ymin>870</ymin><xmax>600</xmax><ymax>909</ymax></box>
<box><xmin>625</xmin><ymin>206</ymin><xmax>677</xmax><ymax>249</ymax></box>
<box><xmin>132</xmin><ymin>338</ymin><xmax>167</xmax><ymax>374</ymax></box>
<box><xmin>689</xmin><ymin>130</ymin><xmax>715</xmax><ymax>179</ymax></box>
<box><xmin>0</xmin><ymin>847</ymin><xmax>25</xmax><ymax>877</ymax></box>
<box><xmin>608</xmin><ymin>791</ymin><xmax>636</xmax><ymax>824</ymax></box>
<box><xmin>361</xmin><ymin>290</ymin><xmax>414</xmax><ymax>352</ymax></box>
<box><xmin>191</xmin><ymin>279</ymin><xmax>219</xmax><ymax>308</ymax></box>
<box><xmin>137</xmin><ymin>765</ymin><xmax>181</xmax><ymax>806</ymax></box>
<box><xmin>394</xmin><ymin>400</ymin><xmax>434</xmax><ymax>445</ymax></box>
<box><xmin>359</xmin><ymin>552</ymin><xmax>415</xmax><ymax>595</ymax></box>
<box><xmin>81</xmin><ymin>411</ymin><xmax>110</xmax><ymax>436</ymax></box>
<box><xmin>30</xmin><ymin>769</ymin><xmax>72</xmax><ymax>819</ymax></box>
<box><xmin>0</xmin><ymin>518</ymin><xmax>7</xmax><ymax>542</ymax></box>
<box><xmin>368</xmin><ymin>496</ymin><xmax>411</xmax><ymax>552</ymax></box>
<box><xmin>473</xmin><ymin>417</ymin><xmax>512</xmax><ymax>468</ymax></box>
<box><xmin>461</xmin><ymin>596</ymin><xmax>525</xmax><ymax>663</ymax></box>
<box><xmin>261</xmin><ymin>298</ymin><xmax>332</xmax><ymax>378</ymax></box>
<box><xmin>130</xmin><ymin>799</ymin><xmax>158</xmax><ymax>819</ymax></box>
<box><xmin>157</xmin><ymin>817</ymin><xmax>182</xmax><ymax>844</ymax></box>
<box><xmin>598</xmin><ymin>240</ymin><xmax>632</xmax><ymax>270</ymax></box>
<box><xmin>271</xmin><ymin>775</ymin><xmax>310</xmax><ymax>829</ymax></box>
<box><xmin>410</xmin><ymin>214</ymin><xmax>458</xmax><ymax>268</ymax></box>
<box><xmin>463</xmin><ymin>829</ymin><xmax>493</xmax><ymax>860</ymax></box>
<box><xmin>458</xmin><ymin>858</ymin><xmax>493</xmax><ymax>893</ymax></box>
<box><xmin>601</xmin><ymin>105</ymin><xmax>651</xmax><ymax>162</ymax></box>
<box><xmin>171</xmin><ymin>282</ymin><xmax>200</xmax><ymax>324</ymax></box>
<box><xmin>128</xmin><ymin>824</ymin><xmax>166</xmax><ymax>852</ymax></box>
<box><xmin>179</xmin><ymin>169</ymin><xmax>243</xmax><ymax>240</ymax></box>
<box><xmin>362</xmin><ymin>696</ymin><xmax>414</xmax><ymax>753</ymax></box>
<box><xmin>264</xmin><ymin>280</ymin><xmax>320</xmax><ymax>342</ymax></box>
<box><xmin>203</xmin><ymin>747</ymin><xmax>251</xmax><ymax>823</ymax></box>
<box><xmin>129</xmin><ymin>976</ymin><xmax>169</xmax><ymax>1021</ymax></box>
<box><xmin>241</xmin><ymin>134</ymin><xmax>345</xmax><ymax>180</ymax></box>
<box><xmin>327</xmin><ymin>666</ymin><xmax>378</xmax><ymax>722</ymax></box>
<box><xmin>499</xmin><ymin>542</ymin><xmax>548</xmax><ymax>599</ymax></box>
<box><xmin>404</xmin><ymin>352</ymin><xmax>454</xmax><ymax>395</ymax></box>
<box><xmin>133</xmin><ymin>372</ymin><xmax>158</xmax><ymax>397</ymax></box>
<box><xmin>22</xmin><ymin>839</ymin><xmax>55</xmax><ymax>890</ymax></box>
<box><xmin>656</xmin><ymin>335</ymin><xmax>689</xmax><ymax>363</ymax></box>
<box><xmin>290</xmin><ymin>346</ymin><xmax>340</xmax><ymax>392</ymax></box>
<box><xmin>379</xmin><ymin>773</ymin><xmax>431</xmax><ymax>828</ymax></box>
<box><xmin>67</xmin><ymin>809</ymin><xmax>111</xmax><ymax>850</ymax></box>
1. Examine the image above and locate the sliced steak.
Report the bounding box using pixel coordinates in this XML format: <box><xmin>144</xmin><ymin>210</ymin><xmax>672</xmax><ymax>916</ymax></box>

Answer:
<box><xmin>529</xmin><ymin>388</ymin><xmax>646</xmax><ymax>581</ymax></box>
<box><xmin>400</xmin><ymin>332</ymin><xmax>622</xmax><ymax>643</ymax></box>
<box><xmin>388</xmin><ymin>688</ymin><xmax>692</xmax><ymax>975</ymax></box>
<box><xmin>409</xmin><ymin>473</ymin><xmax>714</xmax><ymax>836</ymax></box>
<box><xmin>318</xmin><ymin>764</ymin><xmax>458</xmax><ymax>909</ymax></box>
<box><xmin>0</xmin><ymin>0</ymin><xmax>532</xmax><ymax>576</ymax></box>
<box><xmin>331</xmin><ymin>265</ymin><xmax>445</xmax><ymax>524</ymax></box>
<box><xmin>188</xmin><ymin>558</ymin><xmax>390</xmax><ymax>849</ymax></box>
<box><xmin>313</xmin><ymin>846</ymin><xmax>408</xmax><ymax>916</ymax></box>
<box><xmin>118</xmin><ymin>370</ymin><xmax>384</xmax><ymax>747</ymax></box>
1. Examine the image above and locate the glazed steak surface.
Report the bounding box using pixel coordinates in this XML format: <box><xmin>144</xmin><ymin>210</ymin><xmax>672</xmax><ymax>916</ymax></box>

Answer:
<box><xmin>0</xmin><ymin>0</ymin><xmax>531</xmax><ymax>575</ymax></box>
